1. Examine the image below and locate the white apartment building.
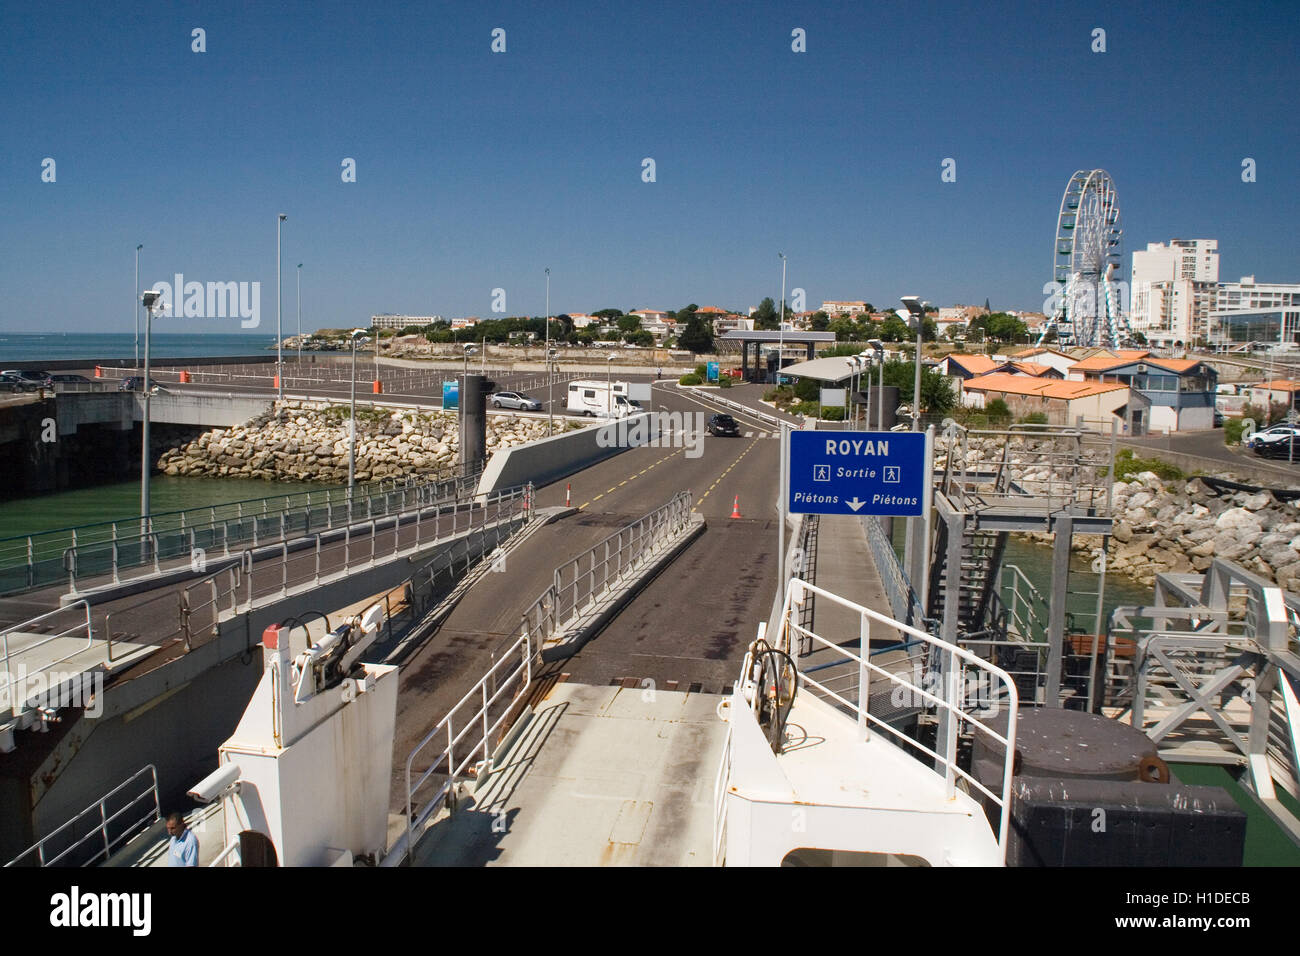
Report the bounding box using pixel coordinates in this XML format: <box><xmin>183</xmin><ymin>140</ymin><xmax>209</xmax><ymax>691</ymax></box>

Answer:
<box><xmin>821</xmin><ymin>300</ymin><xmax>869</xmax><ymax>316</ymax></box>
<box><xmin>371</xmin><ymin>314</ymin><xmax>443</xmax><ymax>330</ymax></box>
<box><xmin>1129</xmin><ymin>239</ymin><xmax>1219</xmax><ymax>345</ymax></box>
<box><xmin>1216</xmin><ymin>276</ymin><xmax>1300</xmax><ymax>312</ymax></box>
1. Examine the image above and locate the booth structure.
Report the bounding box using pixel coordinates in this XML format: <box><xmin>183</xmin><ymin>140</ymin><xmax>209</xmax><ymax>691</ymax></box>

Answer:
<box><xmin>719</xmin><ymin>331</ymin><xmax>835</xmax><ymax>383</ymax></box>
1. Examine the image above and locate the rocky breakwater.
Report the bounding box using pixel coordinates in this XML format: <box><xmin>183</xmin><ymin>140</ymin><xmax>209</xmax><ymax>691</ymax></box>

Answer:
<box><xmin>1093</xmin><ymin>473</ymin><xmax>1300</xmax><ymax>590</ymax></box>
<box><xmin>156</xmin><ymin>401</ymin><xmax>555</xmax><ymax>482</ymax></box>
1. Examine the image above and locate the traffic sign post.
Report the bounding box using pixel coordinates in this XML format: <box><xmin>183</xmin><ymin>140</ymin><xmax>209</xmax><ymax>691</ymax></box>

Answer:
<box><xmin>787</xmin><ymin>430</ymin><xmax>929</xmax><ymax>517</ymax></box>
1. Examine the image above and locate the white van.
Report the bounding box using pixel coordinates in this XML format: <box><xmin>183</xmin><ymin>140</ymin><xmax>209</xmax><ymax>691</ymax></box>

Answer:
<box><xmin>567</xmin><ymin>380</ymin><xmax>641</xmax><ymax>417</ymax></box>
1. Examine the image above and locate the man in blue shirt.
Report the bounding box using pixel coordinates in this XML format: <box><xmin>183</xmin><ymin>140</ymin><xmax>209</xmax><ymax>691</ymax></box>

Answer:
<box><xmin>166</xmin><ymin>812</ymin><xmax>198</xmax><ymax>867</ymax></box>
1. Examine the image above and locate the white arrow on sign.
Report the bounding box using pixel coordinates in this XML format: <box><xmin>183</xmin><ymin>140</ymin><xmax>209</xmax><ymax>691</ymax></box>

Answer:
<box><xmin>846</xmin><ymin>498</ymin><xmax>865</xmax><ymax>511</ymax></box>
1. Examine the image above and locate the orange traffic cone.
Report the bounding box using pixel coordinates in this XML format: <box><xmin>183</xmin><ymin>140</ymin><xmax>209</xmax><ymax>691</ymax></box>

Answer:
<box><xmin>730</xmin><ymin>495</ymin><xmax>742</xmax><ymax>519</ymax></box>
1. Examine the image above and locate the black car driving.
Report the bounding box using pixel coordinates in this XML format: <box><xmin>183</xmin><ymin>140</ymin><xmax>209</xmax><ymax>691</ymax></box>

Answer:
<box><xmin>707</xmin><ymin>413</ymin><xmax>740</xmax><ymax>436</ymax></box>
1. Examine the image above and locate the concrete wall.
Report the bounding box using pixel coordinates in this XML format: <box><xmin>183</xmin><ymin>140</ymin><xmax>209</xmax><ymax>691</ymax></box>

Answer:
<box><xmin>136</xmin><ymin>391</ymin><xmax>272</xmax><ymax>427</ymax></box>
<box><xmin>477</xmin><ymin>412</ymin><xmax>662</xmax><ymax>494</ymax></box>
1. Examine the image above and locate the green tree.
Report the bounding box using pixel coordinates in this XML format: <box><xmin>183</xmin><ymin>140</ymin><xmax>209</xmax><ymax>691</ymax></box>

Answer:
<box><xmin>878</xmin><ymin>316</ymin><xmax>911</xmax><ymax>342</ymax></box>
<box><xmin>810</xmin><ymin>310</ymin><xmax>830</xmax><ymax>331</ymax></box>
<box><xmin>880</xmin><ymin>359</ymin><xmax>956</xmax><ymax>414</ymax></box>
<box><xmin>617</xmin><ymin>314</ymin><xmax>642</xmax><ymax>334</ymax></box>
<box><xmin>752</xmin><ymin>297</ymin><xmax>779</xmax><ymax>330</ymax></box>
<box><xmin>678</xmin><ymin>314</ymin><xmax>714</xmax><ymax>353</ymax></box>
<box><xmin>593</xmin><ymin>308</ymin><xmax>624</xmax><ymax>319</ymax></box>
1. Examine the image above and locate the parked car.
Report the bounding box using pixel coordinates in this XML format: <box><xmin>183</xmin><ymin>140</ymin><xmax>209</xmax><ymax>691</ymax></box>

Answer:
<box><xmin>1247</xmin><ymin>423</ymin><xmax>1300</xmax><ymax>449</ymax></box>
<box><xmin>1</xmin><ymin>369</ymin><xmax>53</xmax><ymax>388</ymax></box>
<box><xmin>490</xmin><ymin>391</ymin><xmax>542</xmax><ymax>411</ymax></box>
<box><xmin>1255</xmin><ymin>435</ymin><xmax>1300</xmax><ymax>460</ymax></box>
<box><xmin>118</xmin><ymin>376</ymin><xmax>168</xmax><ymax>393</ymax></box>
<box><xmin>0</xmin><ymin>373</ymin><xmax>39</xmax><ymax>393</ymax></box>
<box><xmin>50</xmin><ymin>373</ymin><xmax>92</xmax><ymax>385</ymax></box>
<box><xmin>707</xmin><ymin>413</ymin><xmax>740</xmax><ymax>436</ymax></box>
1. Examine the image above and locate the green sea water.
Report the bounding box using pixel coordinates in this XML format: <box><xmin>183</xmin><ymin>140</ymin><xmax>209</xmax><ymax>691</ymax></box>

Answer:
<box><xmin>0</xmin><ymin>475</ymin><xmax>337</xmax><ymax>542</ymax></box>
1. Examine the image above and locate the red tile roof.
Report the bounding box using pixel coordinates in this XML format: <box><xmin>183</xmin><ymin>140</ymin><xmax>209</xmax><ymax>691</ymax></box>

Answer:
<box><xmin>964</xmin><ymin>373</ymin><xmax>1128</xmax><ymax>400</ymax></box>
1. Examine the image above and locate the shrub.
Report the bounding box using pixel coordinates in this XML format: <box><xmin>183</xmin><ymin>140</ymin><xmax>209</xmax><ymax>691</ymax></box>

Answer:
<box><xmin>1018</xmin><ymin>411</ymin><xmax>1049</xmax><ymax>426</ymax></box>
<box><xmin>694</xmin><ymin>364</ymin><xmax>707</xmax><ymax>378</ymax></box>
<box><xmin>820</xmin><ymin>406</ymin><xmax>845</xmax><ymax>421</ymax></box>
<box><xmin>679</xmin><ymin>373</ymin><xmax>702</xmax><ymax>386</ymax></box>
<box><xmin>986</xmin><ymin>398</ymin><xmax>1011</xmax><ymax>424</ymax></box>
<box><xmin>1223</xmin><ymin>418</ymin><xmax>1248</xmax><ymax>445</ymax></box>
<box><xmin>718</xmin><ymin>375</ymin><xmax>732</xmax><ymax>389</ymax></box>
<box><xmin>1110</xmin><ymin>448</ymin><xmax>1185</xmax><ymax>482</ymax></box>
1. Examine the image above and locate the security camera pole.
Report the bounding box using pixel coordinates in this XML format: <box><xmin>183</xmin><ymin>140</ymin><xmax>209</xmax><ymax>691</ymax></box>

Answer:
<box><xmin>901</xmin><ymin>297</ymin><xmax>926</xmax><ymax>431</ymax></box>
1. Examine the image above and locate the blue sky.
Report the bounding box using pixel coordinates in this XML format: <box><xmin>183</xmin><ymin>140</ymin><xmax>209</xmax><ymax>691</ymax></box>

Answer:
<box><xmin>2</xmin><ymin>0</ymin><xmax>1297</xmax><ymax>334</ymax></box>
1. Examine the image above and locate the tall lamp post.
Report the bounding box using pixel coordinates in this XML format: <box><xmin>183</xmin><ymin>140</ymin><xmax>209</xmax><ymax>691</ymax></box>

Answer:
<box><xmin>901</xmin><ymin>297</ymin><xmax>926</xmax><ymax>431</ymax></box>
<box><xmin>347</xmin><ymin>328</ymin><xmax>365</xmax><ymax>507</ymax></box>
<box><xmin>544</xmin><ymin>268</ymin><xmax>551</xmax><ymax>434</ymax></box>
<box><xmin>296</xmin><ymin>263</ymin><xmax>303</xmax><ymax>364</ymax></box>
<box><xmin>868</xmin><ymin>339</ymin><xmax>885</xmax><ymax>430</ymax></box>
<box><xmin>139</xmin><ymin>290</ymin><xmax>164</xmax><ymax>536</ymax></box>
<box><xmin>276</xmin><ymin>214</ymin><xmax>287</xmax><ymax>404</ymax></box>
<box><xmin>606</xmin><ymin>353</ymin><xmax>617</xmax><ymax>416</ymax></box>
<box><xmin>547</xmin><ymin>348</ymin><xmax>557</xmax><ymax>435</ymax></box>
<box><xmin>134</xmin><ymin>244</ymin><xmax>142</xmax><ymax>369</ymax></box>
<box><xmin>778</xmin><ymin>252</ymin><xmax>787</xmax><ymax>382</ymax></box>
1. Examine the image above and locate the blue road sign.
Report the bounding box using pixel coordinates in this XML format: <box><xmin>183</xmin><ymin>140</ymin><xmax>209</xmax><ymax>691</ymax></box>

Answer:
<box><xmin>788</xmin><ymin>430</ymin><xmax>926</xmax><ymax>516</ymax></box>
<box><xmin>442</xmin><ymin>381</ymin><xmax>459</xmax><ymax>409</ymax></box>
<box><xmin>706</xmin><ymin>361</ymin><xmax>719</xmax><ymax>382</ymax></box>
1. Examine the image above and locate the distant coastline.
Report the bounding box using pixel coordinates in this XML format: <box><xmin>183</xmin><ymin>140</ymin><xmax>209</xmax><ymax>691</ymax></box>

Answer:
<box><xmin>0</xmin><ymin>332</ymin><xmax>278</xmax><ymax>364</ymax></box>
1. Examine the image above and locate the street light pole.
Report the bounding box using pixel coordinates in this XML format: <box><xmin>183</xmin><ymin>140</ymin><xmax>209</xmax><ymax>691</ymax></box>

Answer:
<box><xmin>139</xmin><ymin>290</ymin><xmax>162</xmax><ymax>539</ymax></box>
<box><xmin>276</xmin><ymin>214</ymin><xmax>286</xmax><ymax>404</ymax></box>
<box><xmin>348</xmin><ymin>329</ymin><xmax>363</xmax><ymax>506</ymax></box>
<box><xmin>778</xmin><ymin>252</ymin><xmax>787</xmax><ymax>382</ymax></box>
<box><xmin>901</xmin><ymin>297</ymin><xmax>926</xmax><ymax>431</ymax></box>
<box><xmin>134</xmin><ymin>245</ymin><xmax>142</xmax><ymax>369</ymax></box>
<box><xmin>545</xmin><ymin>268</ymin><xmax>552</xmax><ymax>435</ymax></box>
<box><xmin>868</xmin><ymin>339</ymin><xmax>885</xmax><ymax>430</ymax></box>
<box><xmin>296</xmin><ymin>263</ymin><xmax>302</xmax><ymax>365</ymax></box>
<box><xmin>607</xmin><ymin>353</ymin><xmax>616</xmax><ymax>416</ymax></box>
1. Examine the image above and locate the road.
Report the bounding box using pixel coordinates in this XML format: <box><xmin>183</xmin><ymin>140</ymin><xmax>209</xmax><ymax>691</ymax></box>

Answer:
<box><xmin>390</xmin><ymin>382</ymin><xmax>785</xmax><ymax>805</ymax></box>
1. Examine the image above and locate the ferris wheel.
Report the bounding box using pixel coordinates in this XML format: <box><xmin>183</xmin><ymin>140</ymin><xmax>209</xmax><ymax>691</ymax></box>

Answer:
<box><xmin>1043</xmin><ymin>169</ymin><xmax>1127</xmax><ymax>349</ymax></box>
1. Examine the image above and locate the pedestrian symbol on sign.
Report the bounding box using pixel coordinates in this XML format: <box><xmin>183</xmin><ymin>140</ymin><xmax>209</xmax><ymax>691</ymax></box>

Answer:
<box><xmin>813</xmin><ymin>465</ymin><xmax>830</xmax><ymax>482</ymax></box>
<box><xmin>884</xmin><ymin>466</ymin><xmax>901</xmax><ymax>483</ymax></box>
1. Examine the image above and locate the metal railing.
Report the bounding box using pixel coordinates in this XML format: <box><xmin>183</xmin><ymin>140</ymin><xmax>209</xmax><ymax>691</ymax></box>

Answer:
<box><xmin>50</xmin><ymin>468</ymin><xmax>482</xmax><ymax>595</ymax></box>
<box><xmin>0</xmin><ymin>466</ymin><xmax>479</xmax><ymax>596</ymax></box>
<box><xmin>937</xmin><ymin>421</ymin><xmax>1116</xmax><ymax>517</ymax></box>
<box><xmin>862</xmin><ymin>514</ymin><xmax>926</xmax><ymax>627</ymax></box>
<box><xmin>169</xmin><ymin>483</ymin><xmax>534</xmax><ymax>641</ymax></box>
<box><xmin>4</xmin><ymin>765</ymin><xmax>160</xmax><ymax>867</ymax></box>
<box><xmin>403</xmin><ymin>630</ymin><xmax>534</xmax><ymax>856</ymax></box>
<box><xmin>518</xmin><ymin>492</ymin><xmax>693</xmax><ymax>647</ymax></box>
<box><xmin>772</xmin><ymin>577</ymin><xmax>1020</xmax><ymax>861</ymax></box>
<box><xmin>1</xmin><ymin>601</ymin><xmax>94</xmax><ymax>717</ymax></box>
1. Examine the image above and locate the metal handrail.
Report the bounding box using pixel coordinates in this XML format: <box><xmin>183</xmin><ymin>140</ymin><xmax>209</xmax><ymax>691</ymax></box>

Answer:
<box><xmin>518</xmin><ymin>492</ymin><xmax>692</xmax><ymax>647</ymax></box>
<box><xmin>0</xmin><ymin>464</ymin><xmax>482</xmax><ymax>595</ymax></box>
<box><xmin>403</xmin><ymin>631</ymin><xmax>533</xmax><ymax>855</ymax></box>
<box><xmin>773</xmin><ymin>577</ymin><xmax>1020</xmax><ymax>861</ymax></box>
<box><xmin>1</xmin><ymin>600</ymin><xmax>93</xmax><ymax>715</ymax></box>
<box><xmin>4</xmin><ymin>764</ymin><xmax>160</xmax><ymax>867</ymax></box>
<box><xmin>55</xmin><ymin>467</ymin><xmax>484</xmax><ymax>594</ymax></box>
